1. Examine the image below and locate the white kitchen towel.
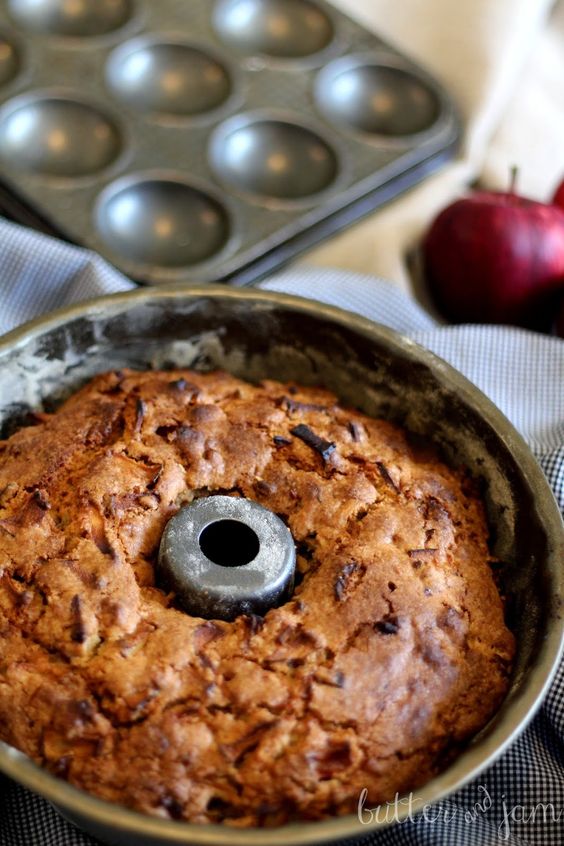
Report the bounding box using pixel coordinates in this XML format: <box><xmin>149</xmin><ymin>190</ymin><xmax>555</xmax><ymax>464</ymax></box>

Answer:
<box><xmin>0</xmin><ymin>219</ymin><xmax>562</xmax><ymax>845</ymax></box>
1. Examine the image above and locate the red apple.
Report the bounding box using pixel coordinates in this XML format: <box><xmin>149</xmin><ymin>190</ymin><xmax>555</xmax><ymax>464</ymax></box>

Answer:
<box><xmin>553</xmin><ymin>178</ymin><xmax>564</xmax><ymax>211</ymax></box>
<box><xmin>423</xmin><ymin>189</ymin><xmax>564</xmax><ymax>328</ymax></box>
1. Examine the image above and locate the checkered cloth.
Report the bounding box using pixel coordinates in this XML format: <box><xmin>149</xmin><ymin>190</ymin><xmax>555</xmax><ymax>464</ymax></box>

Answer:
<box><xmin>0</xmin><ymin>219</ymin><xmax>562</xmax><ymax>846</ymax></box>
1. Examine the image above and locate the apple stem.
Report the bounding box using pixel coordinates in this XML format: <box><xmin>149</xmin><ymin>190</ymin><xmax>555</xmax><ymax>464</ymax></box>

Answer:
<box><xmin>509</xmin><ymin>166</ymin><xmax>519</xmax><ymax>195</ymax></box>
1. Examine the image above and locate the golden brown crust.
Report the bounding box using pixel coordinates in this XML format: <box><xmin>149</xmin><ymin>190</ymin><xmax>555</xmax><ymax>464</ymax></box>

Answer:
<box><xmin>0</xmin><ymin>369</ymin><xmax>514</xmax><ymax>825</ymax></box>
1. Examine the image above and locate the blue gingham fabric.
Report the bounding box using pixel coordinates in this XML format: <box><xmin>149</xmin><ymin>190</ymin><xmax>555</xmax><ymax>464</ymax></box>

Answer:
<box><xmin>0</xmin><ymin>218</ymin><xmax>562</xmax><ymax>846</ymax></box>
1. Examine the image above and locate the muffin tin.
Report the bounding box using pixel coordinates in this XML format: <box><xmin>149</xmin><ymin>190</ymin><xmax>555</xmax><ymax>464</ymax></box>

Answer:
<box><xmin>0</xmin><ymin>0</ymin><xmax>460</xmax><ymax>285</ymax></box>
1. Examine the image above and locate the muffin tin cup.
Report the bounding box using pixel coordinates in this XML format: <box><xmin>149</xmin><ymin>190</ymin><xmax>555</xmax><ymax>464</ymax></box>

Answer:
<box><xmin>94</xmin><ymin>169</ymin><xmax>241</xmax><ymax>277</ymax></box>
<box><xmin>6</xmin><ymin>0</ymin><xmax>142</xmax><ymax>44</ymax></box>
<box><xmin>0</xmin><ymin>0</ymin><xmax>460</xmax><ymax>284</ymax></box>
<box><xmin>106</xmin><ymin>35</ymin><xmax>243</xmax><ymax>126</ymax></box>
<box><xmin>209</xmin><ymin>108</ymin><xmax>351</xmax><ymax>209</ymax></box>
<box><xmin>213</xmin><ymin>0</ymin><xmax>343</xmax><ymax>69</ymax></box>
<box><xmin>0</xmin><ymin>87</ymin><xmax>130</xmax><ymax>184</ymax></box>
<box><xmin>315</xmin><ymin>52</ymin><xmax>447</xmax><ymax>147</ymax></box>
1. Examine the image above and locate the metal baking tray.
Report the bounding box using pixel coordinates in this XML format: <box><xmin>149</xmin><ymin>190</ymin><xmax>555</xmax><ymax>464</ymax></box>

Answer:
<box><xmin>0</xmin><ymin>0</ymin><xmax>460</xmax><ymax>285</ymax></box>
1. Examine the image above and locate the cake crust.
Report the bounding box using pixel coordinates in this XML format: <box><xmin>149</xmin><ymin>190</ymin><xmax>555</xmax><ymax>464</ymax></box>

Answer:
<box><xmin>0</xmin><ymin>369</ymin><xmax>514</xmax><ymax>826</ymax></box>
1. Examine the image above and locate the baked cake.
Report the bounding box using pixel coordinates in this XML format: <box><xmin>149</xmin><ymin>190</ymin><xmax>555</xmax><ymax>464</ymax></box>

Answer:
<box><xmin>0</xmin><ymin>368</ymin><xmax>515</xmax><ymax>826</ymax></box>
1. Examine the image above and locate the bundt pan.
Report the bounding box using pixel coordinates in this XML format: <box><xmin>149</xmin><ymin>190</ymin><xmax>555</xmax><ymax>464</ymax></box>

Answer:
<box><xmin>0</xmin><ymin>286</ymin><xmax>562</xmax><ymax>846</ymax></box>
